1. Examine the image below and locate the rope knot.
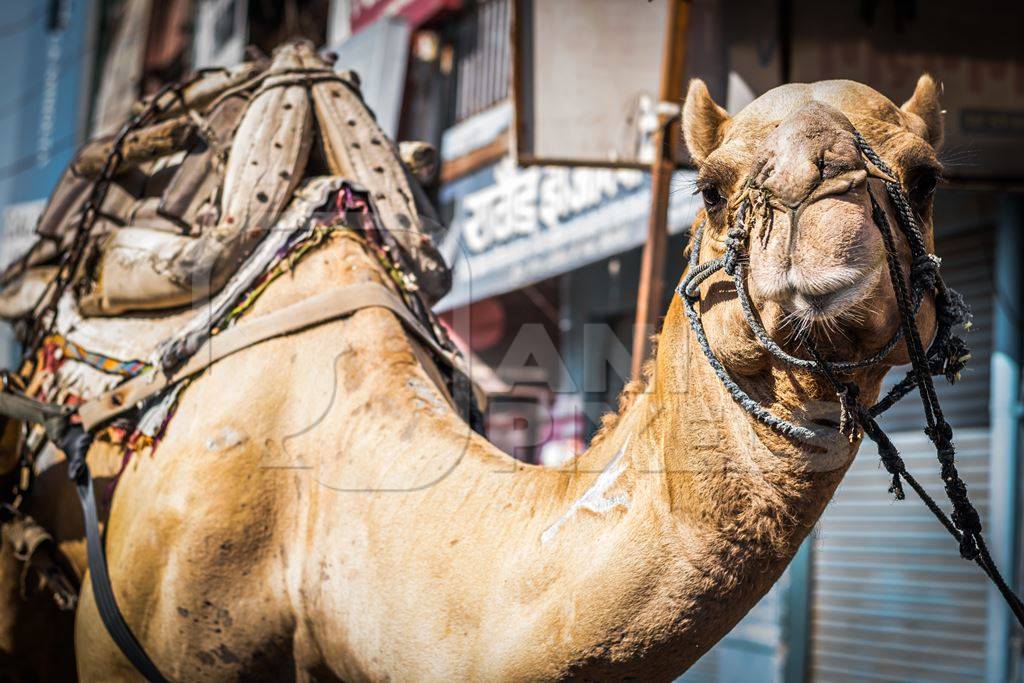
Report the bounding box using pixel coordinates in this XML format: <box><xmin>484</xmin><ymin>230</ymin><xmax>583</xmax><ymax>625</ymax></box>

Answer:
<box><xmin>941</xmin><ymin>335</ymin><xmax>971</xmax><ymax>384</ymax></box>
<box><xmin>60</xmin><ymin>425</ymin><xmax>94</xmax><ymax>485</ymax></box>
<box><xmin>876</xmin><ymin>441</ymin><xmax>906</xmax><ymax>500</ymax></box>
<box><xmin>958</xmin><ymin>534</ymin><xmax>980</xmax><ymax>560</ymax></box>
<box><xmin>938</xmin><ymin>286</ymin><xmax>973</xmax><ymax>329</ymax></box>
<box><xmin>887</xmin><ymin>475</ymin><xmax>906</xmax><ymax>501</ymax></box>
<box><xmin>925</xmin><ymin>420</ymin><xmax>954</xmax><ymax>446</ymax></box>
<box><xmin>836</xmin><ymin>384</ymin><xmax>862</xmax><ymax>442</ymax></box>
<box><xmin>952</xmin><ymin>504</ymin><xmax>983</xmax><ymax>537</ymax></box>
<box><xmin>722</xmin><ymin>228</ymin><xmax>745</xmax><ymax>277</ymax></box>
<box><xmin>722</xmin><ymin>251</ymin><xmax>738</xmax><ymax>277</ymax></box>
<box><xmin>910</xmin><ymin>254</ymin><xmax>939</xmax><ymax>290</ymax></box>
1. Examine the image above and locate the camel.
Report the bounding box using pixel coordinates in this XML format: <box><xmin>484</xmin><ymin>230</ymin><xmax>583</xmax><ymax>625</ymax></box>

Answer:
<box><xmin>4</xmin><ymin>69</ymin><xmax>946</xmax><ymax>680</ymax></box>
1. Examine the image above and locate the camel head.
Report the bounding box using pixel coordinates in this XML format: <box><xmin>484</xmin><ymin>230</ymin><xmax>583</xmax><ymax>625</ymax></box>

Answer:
<box><xmin>680</xmin><ymin>76</ymin><xmax>943</xmax><ymax>381</ymax></box>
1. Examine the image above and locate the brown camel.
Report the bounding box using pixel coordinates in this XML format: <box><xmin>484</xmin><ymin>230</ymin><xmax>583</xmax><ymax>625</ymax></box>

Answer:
<box><xmin>9</xmin><ymin>73</ymin><xmax>943</xmax><ymax>680</ymax></box>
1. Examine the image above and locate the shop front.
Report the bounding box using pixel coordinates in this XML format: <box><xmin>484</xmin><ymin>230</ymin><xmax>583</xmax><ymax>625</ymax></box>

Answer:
<box><xmin>435</xmin><ymin>155</ymin><xmax>696</xmax><ymax>461</ymax></box>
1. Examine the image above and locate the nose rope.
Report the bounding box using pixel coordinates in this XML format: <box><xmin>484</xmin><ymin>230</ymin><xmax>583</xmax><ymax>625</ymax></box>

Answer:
<box><xmin>676</xmin><ymin>129</ymin><xmax>1024</xmax><ymax>627</ymax></box>
<box><xmin>680</xmin><ymin>222</ymin><xmax>817</xmax><ymax>442</ymax></box>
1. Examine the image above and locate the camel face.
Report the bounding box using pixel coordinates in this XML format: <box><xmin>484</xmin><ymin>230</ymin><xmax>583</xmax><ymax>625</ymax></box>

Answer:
<box><xmin>746</xmin><ymin>101</ymin><xmax>887</xmax><ymax>327</ymax></box>
<box><xmin>682</xmin><ymin>76</ymin><xmax>943</xmax><ymax>369</ymax></box>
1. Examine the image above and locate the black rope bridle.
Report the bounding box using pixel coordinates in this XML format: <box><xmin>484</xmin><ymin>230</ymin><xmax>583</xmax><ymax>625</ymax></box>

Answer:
<box><xmin>678</xmin><ymin>131</ymin><xmax>1024</xmax><ymax>627</ymax></box>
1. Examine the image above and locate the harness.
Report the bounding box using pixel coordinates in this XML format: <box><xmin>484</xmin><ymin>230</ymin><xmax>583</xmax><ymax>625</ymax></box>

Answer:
<box><xmin>1</xmin><ymin>277</ymin><xmax>479</xmax><ymax>683</ymax></box>
<box><xmin>679</xmin><ymin>131</ymin><xmax>1024</xmax><ymax>627</ymax></box>
<box><xmin>0</xmin><ymin>49</ymin><xmax>473</xmax><ymax>681</ymax></box>
<box><xmin>1</xmin><ymin>180</ymin><xmax>480</xmax><ymax>683</ymax></box>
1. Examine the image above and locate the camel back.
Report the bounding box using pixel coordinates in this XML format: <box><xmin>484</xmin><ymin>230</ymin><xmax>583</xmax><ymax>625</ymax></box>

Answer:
<box><xmin>0</xmin><ymin>42</ymin><xmax>449</xmax><ymax>329</ymax></box>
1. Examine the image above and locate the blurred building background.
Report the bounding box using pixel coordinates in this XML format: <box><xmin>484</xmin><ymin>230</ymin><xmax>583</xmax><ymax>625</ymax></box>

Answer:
<box><xmin>0</xmin><ymin>1</ymin><xmax>1021</xmax><ymax>681</ymax></box>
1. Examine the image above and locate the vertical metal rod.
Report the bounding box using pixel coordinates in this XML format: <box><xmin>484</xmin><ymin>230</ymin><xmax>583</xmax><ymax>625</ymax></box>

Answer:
<box><xmin>783</xmin><ymin>538</ymin><xmax>813</xmax><ymax>683</ymax></box>
<box><xmin>630</xmin><ymin>0</ymin><xmax>690</xmax><ymax>380</ymax></box>
<box><xmin>986</xmin><ymin>194</ymin><xmax>1023</xmax><ymax>683</ymax></box>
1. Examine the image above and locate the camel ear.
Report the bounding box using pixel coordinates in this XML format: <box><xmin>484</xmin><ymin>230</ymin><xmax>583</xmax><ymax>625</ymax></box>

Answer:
<box><xmin>901</xmin><ymin>74</ymin><xmax>944</xmax><ymax>149</ymax></box>
<box><xmin>683</xmin><ymin>79</ymin><xmax>730</xmax><ymax>164</ymax></box>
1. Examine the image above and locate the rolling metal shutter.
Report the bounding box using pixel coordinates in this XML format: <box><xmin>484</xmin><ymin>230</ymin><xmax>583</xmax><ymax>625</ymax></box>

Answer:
<box><xmin>876</xmin><ymin>227</ymin><xmax>995</xmax><ymax>433</ymax></box>
<box><xmin>811</xmin><ymin>430</ymin><xmax>992</xmax><ymax>682</ymax></box>
<box><xmin>810</xmin><ymin>224</ymin><xmax>996</xmax><ymax>682</ymax></box>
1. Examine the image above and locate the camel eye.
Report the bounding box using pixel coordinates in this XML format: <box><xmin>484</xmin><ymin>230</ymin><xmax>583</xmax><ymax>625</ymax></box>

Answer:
<box><xmin>700</xmin><ymin>186</ymin><xmax>725</xmax><ymax>210</ymax></box>
<box><xmin>908</xmin><ymin>168</ymin><xmax>939</xmax><ymax>204</ymax></box>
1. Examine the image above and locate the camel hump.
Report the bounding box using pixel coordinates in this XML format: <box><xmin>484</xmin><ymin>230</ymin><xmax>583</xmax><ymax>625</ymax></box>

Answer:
<box><xmin>0</xmin><ymin>41</ymin><xmax>450</xmax><ymax>328</ymax></box>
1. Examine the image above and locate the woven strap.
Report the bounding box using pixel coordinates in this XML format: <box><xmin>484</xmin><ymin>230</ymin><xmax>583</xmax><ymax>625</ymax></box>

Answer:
<box><xmin>78</xmin><ymin>281</ymin><xmax>466</xmax><ymax>430</ymax></box>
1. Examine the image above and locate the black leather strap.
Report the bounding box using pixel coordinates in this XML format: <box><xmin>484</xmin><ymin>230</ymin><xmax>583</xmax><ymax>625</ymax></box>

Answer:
<box><xmin>63</xmin><ymin>426</ymin><xmax>170</xmax><ymax>683</ymax></box>
<box><xmin>0</xmin><ymin>390</ymin><xmax>73</xmax><ymax>443</ymax></box>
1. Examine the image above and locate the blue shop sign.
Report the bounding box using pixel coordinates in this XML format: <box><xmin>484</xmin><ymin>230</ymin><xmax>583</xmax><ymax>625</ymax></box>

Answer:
<box><xmin>436</xmin><ymin>157</ymin><xmax>699</xmax><ymax>310</ymax></box>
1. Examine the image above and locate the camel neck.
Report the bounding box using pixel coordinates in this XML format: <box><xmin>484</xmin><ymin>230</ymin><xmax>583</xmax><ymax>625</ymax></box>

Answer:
<box><xmin>291</xmin><ymin>234</ymin><xmax>857</xmax><ymax>677</ymax></box>
<box><xmin>597</xmin><ymin>296</ymin><xmax>862</xmax><ymax>567</ymax></box>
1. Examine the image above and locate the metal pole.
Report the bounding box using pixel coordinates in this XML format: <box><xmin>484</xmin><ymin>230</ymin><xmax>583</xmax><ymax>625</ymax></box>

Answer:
<box><xmin>630</xmin><ymin>0</ymin><xmax>690</xmax><ymax>380</ymax></box>
<box><xmin>986</xmin><ymin>194</ymin><xmax>1023</xmax><ymax>683</ymax></box>
<box><xmin>783</xmin><ymin>538</ymin><xmax>812</xmax><ymax>683</ymax></box>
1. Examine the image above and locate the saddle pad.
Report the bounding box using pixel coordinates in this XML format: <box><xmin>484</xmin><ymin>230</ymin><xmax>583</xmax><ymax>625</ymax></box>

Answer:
<box><xmin>47</xmin><ymin>177</ymin><xmax>343</xmax><ymax>403</ymax></box>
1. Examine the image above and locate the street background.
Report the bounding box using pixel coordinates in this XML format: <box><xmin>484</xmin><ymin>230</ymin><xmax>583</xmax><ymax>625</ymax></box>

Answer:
<box><xmin>0</xmin><ymin>1</ymin><xmax>1021</xmax><ymax>681</ymax></box>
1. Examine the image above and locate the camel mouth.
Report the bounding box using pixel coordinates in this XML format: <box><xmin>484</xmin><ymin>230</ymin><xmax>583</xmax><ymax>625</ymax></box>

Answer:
<box><xmin>788</xmin><ymin>411</ymin><xmax>846</xmax><ymax>450</ymax></box>
<box><xmin>776</xmin><ymin>262</ymin><xmax>883</xmax><ymax>329</ymax></box>
<box><xmin>790</xmin><ymin>273</ymin><xmax>876</xmax><ymax>319</ymax></box>
<box><xmin>790</xmin><ymin>403</ymin><xmax>857</xmax><ymax>453</ymax></box>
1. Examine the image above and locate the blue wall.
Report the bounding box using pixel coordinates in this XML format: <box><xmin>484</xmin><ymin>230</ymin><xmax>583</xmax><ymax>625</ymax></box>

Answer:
<box><xmin>0</xmin><ymin>0</ymin><xmax>94</xmax><ymax>217</ymax></box>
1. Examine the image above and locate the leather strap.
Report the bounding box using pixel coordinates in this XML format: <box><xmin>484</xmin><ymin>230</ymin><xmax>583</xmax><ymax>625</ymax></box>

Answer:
<box><xmin>62</xmin><ymin>426</ymin><xmax>170</xmax><ymax>683</ymax></box>
<box><xmin>0</xmin><ymin>281</ymin><xmax>474</xmax><ymax>683</ymax></box>
<box><xmin>79</xmin><ymin>281</ymin><xmax>465</xmax><ymax>430</ymax></box>
<box><xmin>0</xmin><ymin>390</ymin><xmax>73</xmax><ymax>442</ymax></box>
<box><xmin>407</xmin><ymin>338</ymin><xmax>457</xmax><ymax>411</ymax></box>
